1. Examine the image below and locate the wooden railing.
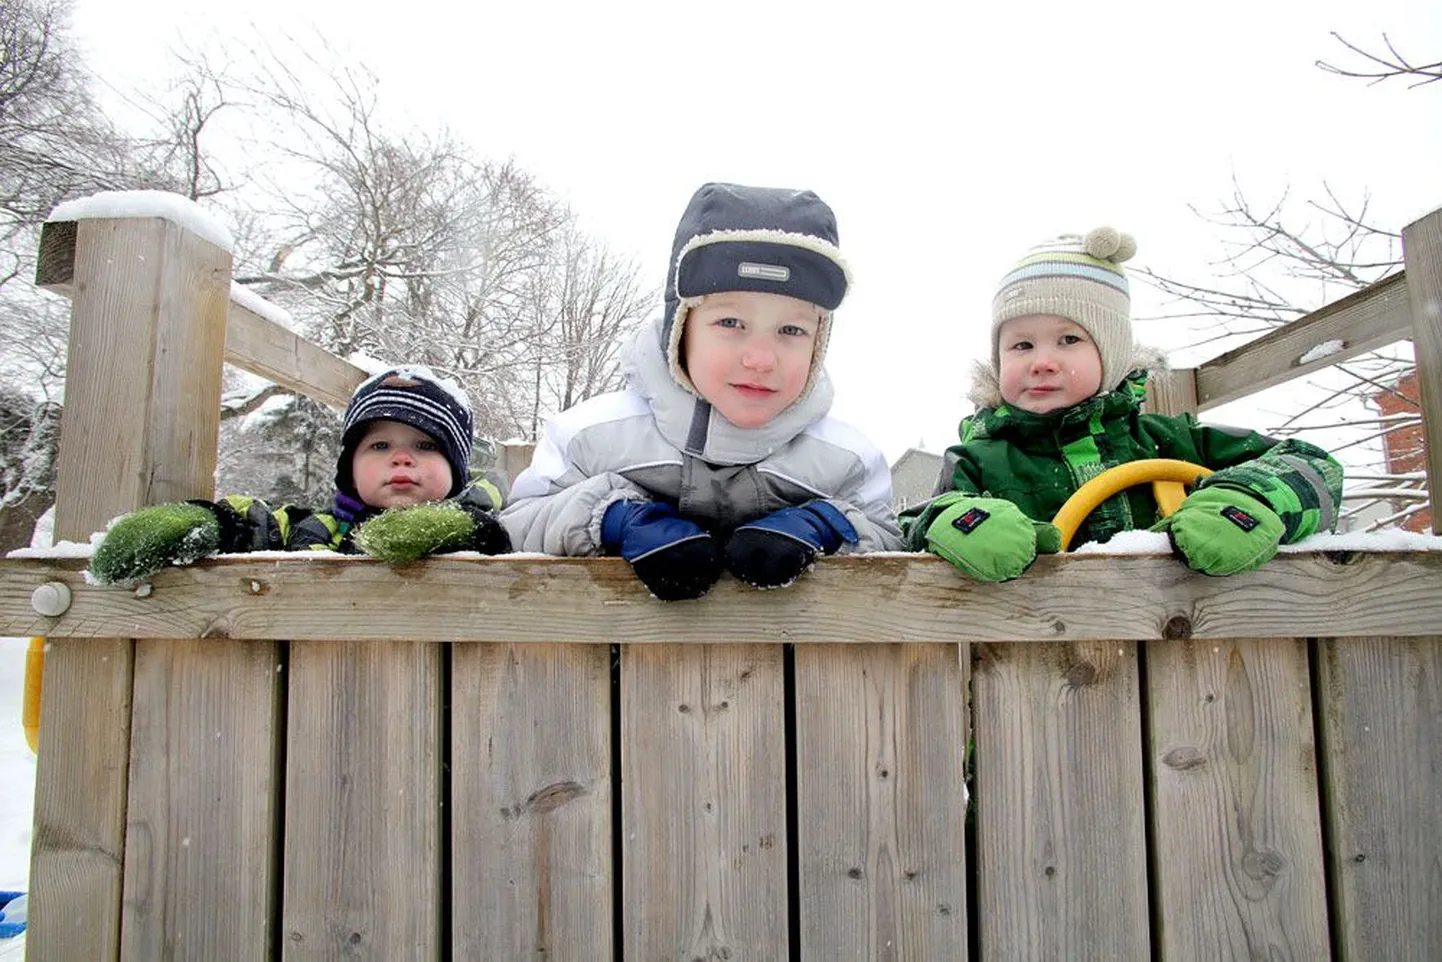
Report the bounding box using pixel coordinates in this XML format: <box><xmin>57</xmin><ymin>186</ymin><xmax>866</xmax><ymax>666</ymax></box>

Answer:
<box><xmin>0</xmin><ymin>202</ymin><xmax>1439</xmax><ymax>960</ymax></box>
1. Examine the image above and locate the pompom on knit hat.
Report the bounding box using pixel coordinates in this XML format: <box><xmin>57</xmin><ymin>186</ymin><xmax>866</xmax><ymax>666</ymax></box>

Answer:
<box><xmin>335</xmin><ymin>366</ymin><xmax>474</xmax><ymax>500</ymax></box>
<box><xmin>663</xmin><ymin>182</ymin><xmax>852</xmax><ymax>401</ymax></box>
<box><xmin>992</xmin><ymin>226</ymin><xmax>1138</xmax><ymax>397</ymax></box>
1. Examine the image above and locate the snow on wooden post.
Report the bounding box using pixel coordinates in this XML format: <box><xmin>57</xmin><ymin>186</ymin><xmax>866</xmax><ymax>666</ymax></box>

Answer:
<box><xmin>1142</xmin><ymin>367</ymin><xmax>1199</xmax><ymax>417</ymax></box>
<box><xmin>30</xmin><ymin>197</ymin><xmax>233</xmax><ymax>961</ymax></box>
<box><xmin>1401</xmin><ymin>208</ymin><xmax>1442</xmax><ymax>536</ymax></box>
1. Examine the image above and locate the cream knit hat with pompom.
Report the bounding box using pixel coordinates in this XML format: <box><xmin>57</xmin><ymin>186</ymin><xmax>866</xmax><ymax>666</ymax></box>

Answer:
<box><xmin>992</xmin><ymin>227</ymin><xmax>1138</xmax><ymax>397</ymax></box>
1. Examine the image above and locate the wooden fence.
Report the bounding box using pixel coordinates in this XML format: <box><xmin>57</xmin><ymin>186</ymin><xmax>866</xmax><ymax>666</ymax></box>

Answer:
<box><xmin>0</xmin><ymin>205</ymin><xmax>1439</xmax><ymax>960</ymax></box>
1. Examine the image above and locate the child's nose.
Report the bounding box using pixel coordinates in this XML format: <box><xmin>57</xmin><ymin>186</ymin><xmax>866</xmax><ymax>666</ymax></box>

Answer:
<box><xmin>740</xmin><ymin>343</ymin><xmax>776</xmax><ymax>371</ymax></box>
<box><xmin>390</xmin><ymin>447</ymin><xmax>415</xmax><ymax>464</ymax></box>
<box><xmin>1031</xmin><ymin>352</ymin><xmax>1060</xmax><ymax>373</ymax></box>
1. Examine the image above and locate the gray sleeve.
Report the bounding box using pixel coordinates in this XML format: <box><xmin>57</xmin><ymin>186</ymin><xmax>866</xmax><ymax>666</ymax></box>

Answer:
<box><xmin>826</xmin><ymin>444</ymin><xmax>905</xmax><ymax>553</ymax></box>
<box><xmin>498</xmin><ymin>426</ymin><xmax>650</xmax><ymax>555</ymax></box>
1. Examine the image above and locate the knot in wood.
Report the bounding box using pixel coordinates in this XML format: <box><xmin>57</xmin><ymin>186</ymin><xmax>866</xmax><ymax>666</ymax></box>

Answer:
<box><xmin>1163</xmin><ymin>616</ymin><xmax>1193</xmax><ymax>640</ymax></box>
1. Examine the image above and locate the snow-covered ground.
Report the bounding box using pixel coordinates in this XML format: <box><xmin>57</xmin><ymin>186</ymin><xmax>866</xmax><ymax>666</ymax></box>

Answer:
<box><xmin>0</xmin><ymin>637</ymin><xmax>34</xmax><ymax>960</ymax></box>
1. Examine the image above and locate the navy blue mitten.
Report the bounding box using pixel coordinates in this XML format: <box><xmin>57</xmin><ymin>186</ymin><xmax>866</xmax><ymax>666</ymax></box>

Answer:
<box><xmin>723</xmin><ymin>500</ymin><xmax>859</xmax><ymax>589</ymax></box>
<box><xmin>601</xmin><ymin>500</ymin><xmax>722</xmax><ymax>601</ymax></box>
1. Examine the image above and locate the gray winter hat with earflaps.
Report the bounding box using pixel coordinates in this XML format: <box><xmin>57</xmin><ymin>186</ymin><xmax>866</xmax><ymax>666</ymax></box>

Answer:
<box><xmin>662</xmin><ymin>182</ymin><xmax>853</xmax><ymax>401</ymax></box>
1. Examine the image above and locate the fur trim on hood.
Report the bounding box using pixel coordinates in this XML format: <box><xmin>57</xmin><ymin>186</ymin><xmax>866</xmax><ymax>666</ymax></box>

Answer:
<box><xmin>966</xmin><ymin>343</ymin><xmax>1170</xmax><ymax>410</ymax></box>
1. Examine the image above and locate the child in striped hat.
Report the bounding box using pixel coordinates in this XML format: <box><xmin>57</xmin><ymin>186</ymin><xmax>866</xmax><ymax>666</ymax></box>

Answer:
<box><xmin>900</xmin><ymin>227</ymin><xmax>1343</xmax><ymax>581</ymax></box>
<box><xmin>89</xmin><ymin>366</ymin><xmax>511</xmax><ymax>586</ymax></box>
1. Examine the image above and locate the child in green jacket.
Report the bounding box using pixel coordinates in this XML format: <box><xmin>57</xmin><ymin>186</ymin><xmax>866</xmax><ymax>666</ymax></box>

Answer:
<box><xmin>901</xmin><ymin>227</ymin><xmax>1343</xmax><ymax>582</ymax></box>
<box><xmin>89</xmin><ymin>366</ymin><xmax>510</xmax><ymax>586</ymax></box>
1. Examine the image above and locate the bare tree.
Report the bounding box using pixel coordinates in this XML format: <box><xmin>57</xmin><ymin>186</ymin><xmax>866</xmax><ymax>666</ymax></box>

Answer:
<box><xmin>1317</xmin><ymin>33</ymin><xmax>1442</xmax><ymax>88</ymax></box>
<box><xmin>1139</xmin><ymin>34</ymin><xmax>1435</xmax><ymax>531</ymax></box>
<box><xmin>0</xmin><ymin>386</ymin><xmax>60</xmax><ymax>552</ymax></box>
<box><xmin>0</xmin><ymin>0</ymin><xmax>128</xmax><ymax>286</ymax></box>
<box><xmin>522</xmin><ymin>225</ymin><xmax>652</xmax><ymax>436</ymax></box>
<box><xmin>0</xmin><ymin>23</ymin><xmax>655</xmax><ymax>514</ymax></box>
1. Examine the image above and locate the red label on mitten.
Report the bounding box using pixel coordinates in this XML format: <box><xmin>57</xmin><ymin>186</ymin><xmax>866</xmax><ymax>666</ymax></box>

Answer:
<box><xmin>952</xmin><ymin>507</ymin><xmax>991</xmax><ymax>534</ymax></box>
<box><xmin>1220</xmin><ymin>505</ymin><xmax>1260</xmax><ymax>531</ymax></box>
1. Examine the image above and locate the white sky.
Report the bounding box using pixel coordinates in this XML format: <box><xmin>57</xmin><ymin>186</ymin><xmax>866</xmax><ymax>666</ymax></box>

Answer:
<box><xmin>69</xmin><ymin>0</ymin><xmax>1442</xmax><ymax>463</ymax></box>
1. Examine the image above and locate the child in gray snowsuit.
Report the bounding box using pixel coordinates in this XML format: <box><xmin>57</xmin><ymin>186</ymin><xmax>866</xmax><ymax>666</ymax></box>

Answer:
<box><xmin>500</xmin><ymin>182</ymin><xmax>903</xmax><ymax>600</ymax></box>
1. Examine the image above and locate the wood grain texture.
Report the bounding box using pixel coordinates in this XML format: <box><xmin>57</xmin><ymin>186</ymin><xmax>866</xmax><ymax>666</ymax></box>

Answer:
<box><xmin>281</xmin><ymin>642</ymin><xmax>442</xmax><ymax>960</ymax></box>
<box><xmin>1147</xmin><ymin>638</ymin><xmax>1329</xmax><ymax>959</ymax></box>
<box><xmin>36</xmin><ymin>215</ymin><xmax>366</xmax><ymax>411</ymax></box>
<box><xmin>120</xmin><ymin>639</ymin><xmax>283</xmax><ymax>961</ymax></box>
<box><xmin>1317</xmin><ymin>635</ymin><xmax>1442</xmax><ymax>960</ymax></box>
<box><xmin>28</xmin><ymin>638</ymin><xmax>132</xmax><ymax>962</ymax></box>
<box><xmin>5</xmin><ymin>551</ymin><xmax>1442</xmax><ymax>643</ymax></box>
<box><xmin>222</xmin><ymin>303</ymin><xmax>365</xmax><ymax>410</ymax></box>
<box><xmin>622</xmin><ymin>644</ymin><xmax>788</xmax><ymax>960</ymax></box>
<box><xmin>1401</xmin><ymin>209</ymin><xmax>1442</xmax><ymax>535</ymax></box>
<box><xmin>795</xmin><ymin>644</ymin><xmax>969</xmax><ymax>959</ymax></box>
<box><xmin>1142</xmin><ymin>366</ymin><xmax>1199</xmax><ymax>417</ymax></box>
<box><xmin>451</xmin><ymin>644</ymin><xmax>612</xmax><ymax>960</ymax></box>
<box><xmin>1194</xmin><ymin>272</ymin><xmax>1413</xmax><ymax>410</ymax></box>
<box><xmin>30</xmin><ymin>216</ymin><xmax>231</xmax><ymax>962</ymax></box>
<box><xmin>973</xmin><ymin>642</ymin><xmax>1149</xmax><ymax>960</ymax></box>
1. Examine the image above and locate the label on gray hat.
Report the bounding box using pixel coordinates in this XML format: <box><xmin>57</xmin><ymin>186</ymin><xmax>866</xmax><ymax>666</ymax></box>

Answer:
<box><xmin>738</xmin><ymin>262</ymin><xmax>790</xmax><ymax>282</ymax></box>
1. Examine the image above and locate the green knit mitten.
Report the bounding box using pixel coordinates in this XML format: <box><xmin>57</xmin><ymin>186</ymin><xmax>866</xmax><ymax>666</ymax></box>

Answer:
<box><xmin>1152</xmin><ymin>486</ymin><xmax>1285</xmax><ymax>576</ymax></box>
<box><xmin>89</xmin><ymin>502</ymin><xmax>222</xmax><ymax>586</ymax></box>
<box><xmin>353</xmin><ymin>501</ymin><xmax>510</xmax><ymax>565</ymax></box>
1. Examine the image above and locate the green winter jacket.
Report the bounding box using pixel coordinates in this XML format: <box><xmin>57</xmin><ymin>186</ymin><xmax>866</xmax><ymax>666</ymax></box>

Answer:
<box><xmin>901</xmin><ymin>364</ymin><xmax>1343</xmax><ymax>551</ymax></box>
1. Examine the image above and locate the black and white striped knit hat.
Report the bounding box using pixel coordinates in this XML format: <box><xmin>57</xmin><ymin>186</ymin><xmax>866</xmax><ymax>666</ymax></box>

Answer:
<box><xmin>335</xmin><ymin>366</ymin><xmax>474</xmax><ymax>499</ymax></box>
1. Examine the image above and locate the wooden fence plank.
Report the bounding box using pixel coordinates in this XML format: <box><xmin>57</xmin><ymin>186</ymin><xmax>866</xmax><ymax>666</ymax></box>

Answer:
<box><xmin>1401</xmin><ymin>210</ymin><xmax>1442</xmax><ymax>535</ymax></box>
<box><xmin>121</xmin><ymin>639</ymin><xmax>282</xmax><ymax>961</ymax></box>
<box><xmin>1317</xmin><ymin>635</ymin><xmax>1442</xmax><ymax>959</ymax></box>
<box><xmin>222</xmin><ymin>300</ymin><xmax>365</xmax><ymax>409</ymax></box>
<box><xmin>1193</xmin><ymin>272</ymin><xmax>1413</xmax><ymax>410</ymax></box>
<box><xmin>8</xmin><ymin>552</ymin><xmax>1442</xmax><ymax>645</ymax></box>
<box><xmin>451</xmin><ymin>644</ymin><xmax>612</xmax><ymax>959</ymax></box>
<box><xmin>30</xmin><ymin>215</ymin><xmax>231</xmax><ymax>962</ymax></box>
<box><xmin>622</xmin><ymin>644</ymin><xmax>788</xmax><ymax>959</ymax></box>
<box><xmin>282</xmin><ymin>642</ymin><xmax>442</xmax><ymax>960</ymax></box>
<box><xmin>1147</xmin><ymin>638</ymin><xmax>1330</xmax><ymax>958</ymax></box>
<box><xmin>795</xmin><ymin>643</ymin><xmax>969</xmax><ymax>959</ymax></box>
<box><xmin>28</xmin><ymin>639</ymin><xmax>132</xmax><ymax>962</ymax></box>
<box><xmin>973</xmin><ymin>641</ymin><xmax>1149</xmax><ymax>960</ymax></box>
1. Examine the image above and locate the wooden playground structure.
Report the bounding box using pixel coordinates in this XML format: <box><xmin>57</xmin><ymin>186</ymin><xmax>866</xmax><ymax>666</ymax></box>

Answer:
<box><xmin>0</xmin><ymin>204</ymin><xmax>1438</xmax><ymax>959</ymax></box>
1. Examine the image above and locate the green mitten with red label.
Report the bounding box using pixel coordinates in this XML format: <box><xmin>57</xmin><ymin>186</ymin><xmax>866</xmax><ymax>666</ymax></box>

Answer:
<box><xmin>924</xmin><ymin>496</ymin><xmax>1054</xmax><ymax>583</ymax></box>
<box><xmin>1152</xmin><ymin>486</ymin><xmax>1284</xmax><ymax>576</ymax></box>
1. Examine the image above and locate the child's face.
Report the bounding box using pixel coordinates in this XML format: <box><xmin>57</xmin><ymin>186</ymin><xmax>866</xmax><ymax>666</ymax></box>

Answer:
<box><xmin>997</xmin><ymin>314</ymin><xmax>1104</xmax><ymax>414</ymax></box>
<box><xmin>681</xmin><ymin>291</ymin><xmax>821</xmax><ymax>429</ymax></box>
<box><xmin>350</xmin><ymin>420</ymin><xmax>453</xmax><ymax>509</ymax></box>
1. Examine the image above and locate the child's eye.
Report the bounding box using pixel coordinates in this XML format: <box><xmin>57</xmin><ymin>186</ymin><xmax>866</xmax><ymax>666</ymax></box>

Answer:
<box><xmin>369</xmin><ymin>440</ymin><xmax>390</xmax><ymax>452</ymax></box>
<box><xmin>779</xmin><ymin>324</ymin><xmax>813</xmax><ymax>338</ymax></box>
<box><xmin>715</xmin><ymin>316</ymin><xmax>742</xmax><ymax>329</ymax></box>
<box><xmin>1061</xmin><ymin>334</ymin><xmax>1084</xmax><ymax>346</ymax></box>
<box><xmin>1008</xmin><ymin>340</ymin><xmax>1033</xmax><ymax>351</ymax></box>
<box><xmin>417</xmin><ymin>440</ymin><xmax>438</xmax><ymax>452</ymax></box>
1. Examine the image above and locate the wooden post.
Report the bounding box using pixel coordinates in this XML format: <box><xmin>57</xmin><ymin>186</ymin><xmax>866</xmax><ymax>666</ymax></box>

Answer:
<box><xmin>1401</xmin><ymin>209</ymin><xmax>1442</xmax><ymax>535</ymax></box>
<box><xmin>1143</xmin><ymin>366</ymin><xmax>1199</xmax><ymax>417</ymax></box>
<box><xmin>497</xmin><ymin>440</ymin><xmax>536</xmax><ymax>489</ymax></box>
<box><xmin>30</xmin><ymin>214</ymin><xmax>232</xmax><ymax>961</ymax></box>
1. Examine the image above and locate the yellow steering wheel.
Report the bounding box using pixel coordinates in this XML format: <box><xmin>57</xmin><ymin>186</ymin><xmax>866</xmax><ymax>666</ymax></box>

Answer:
<box><xmin>1051</xmin><ymin>459</ymin><xmax>1213</xmax><ymax>551</ymax></box>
